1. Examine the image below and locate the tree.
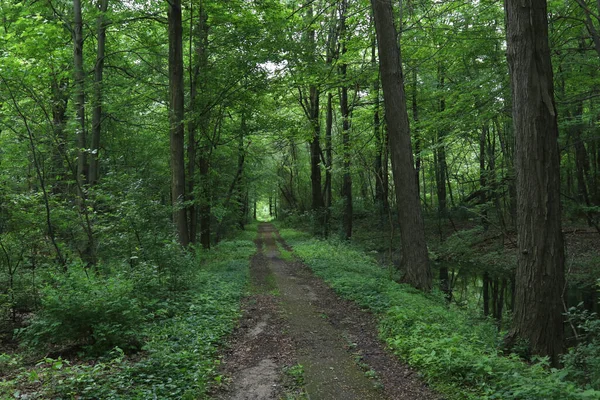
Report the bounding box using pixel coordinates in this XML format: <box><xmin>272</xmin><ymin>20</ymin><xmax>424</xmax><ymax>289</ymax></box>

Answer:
<box><xmin>339</xmin><ymin>0</ymin><xmax>352</xmax><ymax>240</ymax></box>
<box><xmin>73</xmin><ymin>0</ymin><xmax>87</xmax><ymax>192</ymax></box>
<box><xmin>168</xmin><ymin>0</ymin><xmax>189</xmax><ymax>247</ymax></box>
<box><xmin>89</xmin><ymin>0</ymin><xmax>109</xmax><ymax>186</ymax></box>
<box><xmin>371</xmin><ymin>0</ymin><xmax>432</xmax><ymax>291</ymax></box>
<box><xmin>504</xmin><ymin>0</ymin><xmax>566</xmax><ymax>365</ymax></box>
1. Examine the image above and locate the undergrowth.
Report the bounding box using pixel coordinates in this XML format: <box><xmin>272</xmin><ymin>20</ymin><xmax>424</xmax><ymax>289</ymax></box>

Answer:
<box><xmin>282</xmin><ymin>230</ymin><xmax>600</xmax><ymax>400</ymax></box>
<box><xmin>0</xmin><ymin>234</ymin><xmax>254</xmax><ymax>399</ymax></box>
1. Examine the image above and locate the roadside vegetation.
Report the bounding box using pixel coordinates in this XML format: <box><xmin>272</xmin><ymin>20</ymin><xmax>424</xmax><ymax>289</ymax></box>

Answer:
<box><xmin>278</xmin><ymin>225</ymin><xmax>600</xmax><ymax>400</ymax></box>
<box><xmin>0</xmin><ymin>230</ymin><xmax>255</xmax><ymax>399</ymax></box>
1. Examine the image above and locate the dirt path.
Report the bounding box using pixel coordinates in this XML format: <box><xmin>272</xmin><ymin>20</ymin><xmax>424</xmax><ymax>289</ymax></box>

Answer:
<box><xmin>214</xmin><ymin>223</ymin><xmax>441</xmax><ymax>400</ymax></box>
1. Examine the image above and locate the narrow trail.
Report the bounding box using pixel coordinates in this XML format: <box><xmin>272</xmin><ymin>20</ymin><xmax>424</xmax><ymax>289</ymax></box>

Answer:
<box><xmin>215</xmin><ymin>223</ymin><xmax>441</xmax><ymax>400</ymax></box>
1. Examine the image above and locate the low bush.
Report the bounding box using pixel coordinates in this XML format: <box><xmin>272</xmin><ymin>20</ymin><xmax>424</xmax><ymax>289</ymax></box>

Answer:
<box><xmin>3</xmin><ymin>237</ymin><xmax>254</xmax><ymax>399</ymax></box>
<box><xmin>18</xmin><ymin>268</ymin><xmax>145</xmax><ymax>356</ymax></box>
<box><xmin>285</xmin><ymin>233</ymin><xmax>600</xmax><ymax>400</ymax></box>
<box><xmin>563</xmin><ymin>303</ymin><xmax>600</xmax><ymax>390</ymax></box>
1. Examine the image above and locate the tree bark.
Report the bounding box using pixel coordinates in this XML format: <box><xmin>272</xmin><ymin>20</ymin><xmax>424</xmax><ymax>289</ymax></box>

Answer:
<box><xmin>371</xmin><ymin>0</ymin><xmax>432</xmax><ymax>291</ymax></box>
<box><xmin>339</xmin><ymin>0</ymin><xmax>352</xmax><ymax>240</ymax></box>
<box><xmin>373</xmin><ymin>28</ymin><xmax>388</xmax><ymax>223</ymax></box>
<box><xmin>504</xmin><ymin>0</ymin><xmax>565</xmax><ymax>365</ymax></box>
<box><xmin>324</xmin><ymin>92</ymin><xmax>333</xmax><ymax>235</ymax></box>
<box><xmin>73</xmin><ymin>0</ymin><xmax>87</xmax><ymax>191</ymax></box>
<box><xmin>168</xmin><ymin>0</ymin><xmax>189</xmax><ymax>247</ymax></box>
<box><xmin>89</xmin><ymin>0</ymin><xmax>109</xmax><ymax>186</ymax></box>
<box><xmin>435</xmin><ymin>65</ymin><xmax>447</xmax><ymax>216</ymax></box>
<box><xmin>187</xmin><ymin>1</ymin><xmax>209</xmax><ymax>244</ymax></box>
<box><xmin>50</xmin><ymin>76</ymin><xmax>69</xmax><ymax>195</ymax></box>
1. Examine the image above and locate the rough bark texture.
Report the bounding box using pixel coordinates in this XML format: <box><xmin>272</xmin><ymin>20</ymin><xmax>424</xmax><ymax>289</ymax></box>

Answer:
<box><xmin>89</xmin><ymin>0</ymin><xmax>109</xmax><ymax>186</ymax></box>
<box><xmin>73</xmin><ymin>0</ymin><xmax>87</xmax><ymax>190</ymax></box>
<box><xmin>168</xmin><ymin>0</ymin><xmax>189</xmax><ymax>247</ymax></box>
<box><xmin>371</xmin><ymin>0</ymin><xmax>432</xmax><ymax>291</ymax></box>
<box><xmin>505</xmin><ymin>0</ymin><xmax>565</xmax><ymax>365</ymax></box>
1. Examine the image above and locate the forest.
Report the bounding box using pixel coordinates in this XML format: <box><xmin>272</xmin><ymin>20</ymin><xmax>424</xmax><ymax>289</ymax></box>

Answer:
<box><xmin>1</xmin><ymin>0</ymin><xmax>600</xmax><ymax>398</ymax></box>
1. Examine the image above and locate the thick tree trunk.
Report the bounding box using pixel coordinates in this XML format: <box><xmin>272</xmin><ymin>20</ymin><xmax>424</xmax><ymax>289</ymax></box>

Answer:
<box><xmin>505</xmin><ymin>0</ymin><xmax>565</xmax><ymax>365</ymax></box>
<box><xmin>371</xmin><ymin>0</ymin><xmax>432</xmax><ymax>291</ymax></box>
<box><xmin>89</xmin><ymin>0</ymin><xmax>109</xmax><ymax>186</ymax></box>
<box><xmin>168</xmin><ymin>0</ymin><xmax>189</xmax><ymax>247</ymax></box>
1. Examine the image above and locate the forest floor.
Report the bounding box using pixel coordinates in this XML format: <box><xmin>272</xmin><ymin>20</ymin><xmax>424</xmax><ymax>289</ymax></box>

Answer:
<box><xmin>213</xmin><ymin>223</ymin><xmax>441</xmax><ymax>400</ymax></box>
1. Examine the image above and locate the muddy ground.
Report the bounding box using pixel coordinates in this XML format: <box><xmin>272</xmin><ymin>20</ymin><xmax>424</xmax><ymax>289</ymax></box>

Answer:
<box><xmin>213</xmin><ymin>223</ymin><xmax>441</xmax><ymax>400</ymax></box>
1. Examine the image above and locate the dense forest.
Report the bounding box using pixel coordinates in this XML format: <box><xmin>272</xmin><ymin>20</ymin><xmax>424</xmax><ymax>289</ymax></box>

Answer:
<box><xmin>1</xmin><ymin>0</ymin><xmax>600</xmax><ymax>398</ymax></box>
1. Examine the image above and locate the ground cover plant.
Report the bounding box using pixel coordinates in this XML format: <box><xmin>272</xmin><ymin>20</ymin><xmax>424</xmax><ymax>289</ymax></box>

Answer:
<box><xmin>0</xmin><ymin>234</ymin><xmax>254</xmax><ymax>399</ymax></box>
<box><xmin>280</xmin><ymin>227</ymin><xmax>600</xmax><ymax>400</ymax></box>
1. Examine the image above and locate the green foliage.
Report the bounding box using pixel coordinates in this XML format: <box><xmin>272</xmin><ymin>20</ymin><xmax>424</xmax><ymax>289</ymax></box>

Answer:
<box><xmin>18</xmin><ymin>268</ymin><xmax>145</xmax><ymax>356</ymax></box>
<box><xmin>2</xmin><ymin>238</ymin><xmax>253</xmax><ymax>399</ymax></box>
<box><xmin>284</xmin><ymin>230</ymin><xmax>600</xmax><ymax>400</ymax></box>
<box><xmin>563</xmin><ymin>304</ymin><xmax>600</xmax><ymax>390</ymax></box>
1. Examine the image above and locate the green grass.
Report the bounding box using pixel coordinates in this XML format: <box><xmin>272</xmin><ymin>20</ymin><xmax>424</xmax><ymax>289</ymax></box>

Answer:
<box><xmin>282</xmin><ymin>231</ymin><xmax>600</xmax><ymax>400</ymax></box>
<box><xmin>0</xmin><ymin>238</ymin><xmax>255</xmax><ymax>400</ymax></box>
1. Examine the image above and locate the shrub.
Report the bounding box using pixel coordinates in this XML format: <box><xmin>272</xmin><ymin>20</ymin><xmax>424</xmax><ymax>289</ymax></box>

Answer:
<box><xmin>563</xmin><ymin>304</ymin><xmax>600</xmax><ymax>390</ymax></box>
<box><xmin>18</xmin><ymin>268</ymin><xmax>145</xmax><ymax>356</ymax></box>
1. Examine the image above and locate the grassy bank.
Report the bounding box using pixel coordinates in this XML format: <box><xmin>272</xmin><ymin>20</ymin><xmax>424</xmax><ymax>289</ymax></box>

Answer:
<box><xmin>0</xmin><ymin>230</ymin><xmax>256</xmax><ymax>400</ymax></box>
<box><xmin>279</xmin><ymin>228</ymin><xmax>600</xmax><ymax>400</ymax></box>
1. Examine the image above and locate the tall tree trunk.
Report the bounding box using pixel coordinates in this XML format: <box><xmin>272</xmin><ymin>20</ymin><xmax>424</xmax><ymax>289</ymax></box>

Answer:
<box><xmin>73</xmin><ymin>0</ymin><xmax>87</xmax><ymax>191</ymax></box>
<box><xmin>483</xmin><ymin>271</ymin><xmax>490</xmax><ymax>316</ymax></box>
<box><xmin>237</xmin><ymin>113</ymin><xmax>247</xmax><ymax>230</ymax></box>
<box><xmin>324</xmin><ymin>92</ymin><xmax>333</xmax><ymax>236</ymax></box>
<box><xmin>309</xmin><ymin>88</ymin><xmax>323</xmax><ymax>226</ymax></box>
<box><xmin>371</xmin><ymin>0</ymin><xmax>432</xmax><ymax>291</ymax></box>
<box><xmin>187</xmin><ymin>1</ymin><xmax>209</xmax><ymax>244</ymax></box>
<box><xmin>480</xmin><ymin>125</ymin><xmax>489</xmax><ymax>229</ymax></box>
<box><xmin>436</xmin><ymin>65</ymin><xmax>447</xmax><ymax>216</ymax></box>
<box><xmin>323</xmin><ymin>9</ymin><xmax>337</xmax><ymax>237</ymax></box>
<box><xmin>89</xmin><ymin>0</ymin><xmax>109</xmax><ymax>186</ymax></box>
<box><xmin>372</xmin><ymin>28</ymin><xmax>388</xmax><ymax>223</ymax></box>
<box><xmin>339</xmin><ymin>0</ymin><xmax>352</xmax><ymax>240</ymax></box>
<box><xmin>303</xmin><ymin>5</ymin><xmax>324</xmax><ymax>233</ymax></box>
<box><xmin>412</xmin><ymin>67</ymin><xmax>421</xmax><ymax>199</ymax></box>
<box><xmin>50</xmin><ymin>76</ymin><xmax>69</xmax><ymax>195</ymax></box>
<box><xmin>504</xmin><ymin>0</ymin><xmax>565</xmax><ymax>365</ymax></box>
<box><xmin>168</xmin><ymin>0</ymin><xmax>189</xmax><ymax>247</ymax></box>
